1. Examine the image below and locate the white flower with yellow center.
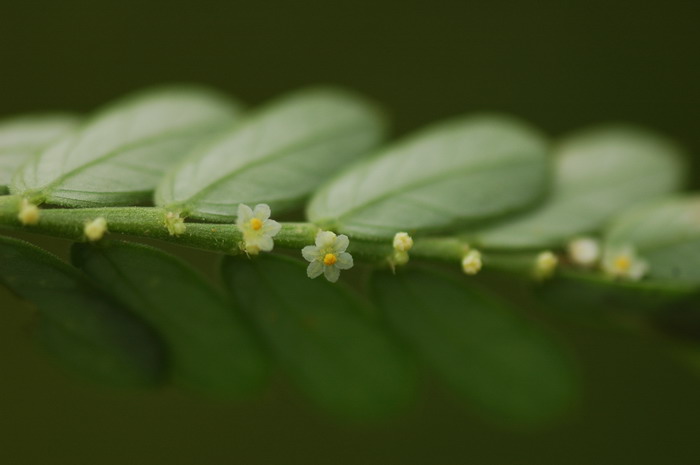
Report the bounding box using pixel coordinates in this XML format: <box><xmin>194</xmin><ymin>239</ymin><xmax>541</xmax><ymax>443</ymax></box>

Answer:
<box><xmin>236</xmin><ymin>203</ymin><xmax>281</xmax><ymax>255</ymax></box>
<box><xmin>302</xmin><ymin>230</ymin><xmax>354</xmax><ymax>283</ymax></box>
<box><xmin>602</xmin><ymin>245</ymin><xmax>648</xmax><ymax>280</ymax></box>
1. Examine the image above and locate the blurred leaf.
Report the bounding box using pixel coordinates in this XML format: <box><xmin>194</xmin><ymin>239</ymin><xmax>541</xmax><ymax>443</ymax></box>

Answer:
<box><xmin>0</xmin><ymin>114</ymin><xmax>79</xmax><ymax>193</ymax></box>
<box><xmin>156</xmin><ymin>87</ymin><xmax>386</xmax><ymax>221</ymax></box>
<box><xmin>372</xmin><ymin>268</ymin><xmax>580</xmax><ymax>426</ymax></box>
<box><xmin>221</xmin><ymin>254</ymin><xmax>415</xmax><ymax>420</ymax></box>
<box><xmin>605</xmin><ymin>195</ymin><xmax>700</xmax><ymax>285</ymax></box>
<box><xmin>72</xmin><ymin>241</ymin><xmax>267</xmax><ymax>398</ymax></box>
<box><xmin>11</xmin><ymin>86</ymin><xmax>242</xmax><ymax>207</ymax></box>
<box><xmin>471</xmin><ymin>126</ymin><xmax>686</xmax><ymax>249</ymax></box>
<box><xmin>538</xmin><ymin>271</ymin><xmax>696</xmax><ymax>323</ymax></box>
<box><xmin>307</xmin><ymin>115</ymin><xmax>549</xmax><ymax>239</ymax></box>
<box><xmin>0</xmin><ymin>235</ymin><xmax>165</xmax><ymax>386</ymax></box>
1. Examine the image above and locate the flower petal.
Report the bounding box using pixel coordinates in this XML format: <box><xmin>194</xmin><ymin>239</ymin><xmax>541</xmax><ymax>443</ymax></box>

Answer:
<box><xmin>263</xmin><ymin>219</ymin><xmax>281</xmax><ymax>236</ymax></box>
<box><xmin>257</xmin><ymin>235</ymin><xmax>274</xmax><ymax>252</ymax></box>
<box><xmin>315</xmin><ymin>230</ymin><xmax>336</xmax><ymax>248</ymax></box>
<box><xmin>324</xmin><ymin>265</ymin><xmax>341</xmax><ymax>283</ymax></box>
<box><xmin>335</xmin><ymin>252</ymin><xmax>354</xmax><ymax>270</ymax></box>
<box><xmin>302</xmin><ymin>245</ymin><xmax>319</xmax><ymax>262</ymax></box>
<box><xmin>253</xmin><ymin>204</ymin><xmax>271</xmax><ymax>221</ymax></box>
<box><xmin>333</xmin><ymin>234</ymin><xmax>350</xmax><ymax>253</ymax></box>
<box><xmin>629</xmin><ymin>259</ymin><xmax>649</xmax><ymax>280</ymax></box>
<box><xmin>237</xmin><ymin>204</ymin><xmax>253</xmax><ymax>224</ymax></box>
<box><xmin>307</xmin><ymin>261</ymin><xmax>324</xmax><ymax>279</ymax></box>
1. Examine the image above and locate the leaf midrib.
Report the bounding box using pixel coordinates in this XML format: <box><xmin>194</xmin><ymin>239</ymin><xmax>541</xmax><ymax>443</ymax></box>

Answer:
<box><xmin>175</xmin><ymin>120</ymin><xmax>375</xmax><ymax>208</ymax></box>
<box><xmin>330</xmin><ymin>155</ymin><xmax>542</xmax><ymax>224</ymax></box>
<box><xmin>32</xmin><ymin>120</ymin><xmax>225</xmax><ymax>195</ymax></box>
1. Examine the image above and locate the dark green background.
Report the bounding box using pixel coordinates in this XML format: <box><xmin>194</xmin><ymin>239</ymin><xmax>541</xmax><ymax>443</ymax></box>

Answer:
<box><xmin>1</xmin><ymin>1</ymin><xmax>699</xmax><ymax>464</ymax></box>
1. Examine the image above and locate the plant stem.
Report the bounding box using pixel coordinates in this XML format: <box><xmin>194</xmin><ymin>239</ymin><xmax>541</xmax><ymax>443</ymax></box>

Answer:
<box><xmin>0</xmin><ymin>195</ymin><xmax>478</xmax><ymax>265</ymax></box>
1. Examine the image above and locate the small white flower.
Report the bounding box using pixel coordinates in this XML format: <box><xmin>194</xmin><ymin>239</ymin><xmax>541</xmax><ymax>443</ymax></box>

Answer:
<box><xmin>567</xmin><ymin>237</ymin><xmax>601</xmax><ymax>267</ymax></box>
<box><xmin>18</xmin><ymin>199</ymin><xmax>40</xmax><ymax>225</ymax></box>
<box><xmin>462</xmin><ymin>249</ymin><xmax>482</xmax><ymax>275</ymax></box>
<box><xmin>602</xmin><ymin>245</ymin><xmax>648</xmax><ymax>281</ymax></box>
<box><xmin>236</xmin><ymin>203</ymin><xmax>281</xmax><ymax>255</ymax></box>
<box><xmin>302</xmin><ymin>230</ymin><xmax>354</xmax><ymax>283</ymax></box>
<box><xmin>84</xmin><ymin>217</ymin><xmax>108</xmax><ymax>242</ymax></box>
<box><xmin>393</xmin><ymin>232</ymin><xmax>414</xmax><ymax>252</ymax></box>
<box><xmin>534</xmin><ymin>250</ymin><xmax>558</xmax><ymax>280</ymax></box>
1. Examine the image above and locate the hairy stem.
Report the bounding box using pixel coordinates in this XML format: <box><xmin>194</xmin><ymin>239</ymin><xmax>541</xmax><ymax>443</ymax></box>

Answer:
<box><xmin>0</xmin><ymin>195</ymin><xmax>481</xmax><ymax>265</ymax></box>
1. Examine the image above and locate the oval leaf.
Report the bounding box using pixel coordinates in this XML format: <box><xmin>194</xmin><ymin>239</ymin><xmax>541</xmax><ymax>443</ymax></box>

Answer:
<box><xmin>0</xmin><ymin>236</ymin><xmax>165</xmax><ymax>386</ymax></box>
<box><xmin>372</xmin><ymin>268</ymin><xmax>580</xmax><ymax>426</ymax></box>
<box><xmin>156</xmin><ymin>87</ymin><xmax>386</xmax><ymax>221</ymax></box>
<box><xmin>11</xmin><ymin>86</ymin><xmax>242</xmax><ymax>207</ymax></box>
<box><xmin>307</xmin><ymin>115</ymin><xmax>549</xmax><ymax>238</ymax></box>
<box><xmin>604</xmin><ymin>195</ymin><xmax>700</xmax><ymax>285</ymax></box>
<box><xmin>221</xmin><ymin>254</ymin><xmax>415</xmax><ymax>420</ymax></box>
<box><xmin>471</xmin><ymin>126</ymin><xmax>686</xmax><ymax>249</ymax></box>
<box><xmin>72</xmin><ymin>241</ymin><xmax>267</xmax><ymax>398</ymax></box>
<box><xmin>0</xmin><ymin>114</ymin><xmax>79</xmax><ymax>193</ymax></box>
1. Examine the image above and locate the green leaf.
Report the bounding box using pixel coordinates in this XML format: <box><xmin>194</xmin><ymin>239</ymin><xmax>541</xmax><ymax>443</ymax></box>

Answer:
<box><xmin>0</xmin><ymin>235</ymin><xmax>165</xmax><ymax>386</ymax></box>
<box><xmin>539</xmin><ymin>271</ymin><xmax>696</xmax><ymax>322</ymax></box>
<box><xmin>72</xmin><ymin>241</ymin><xmax>267</xmax><ymax>398</ymax></box>
<box><xmin>372</xmin><ymin>268</ymin><xmax>580</xmax><ymax>426</ymax></box>
<box><xmin>0</xmin><ymin>114</ymin><xmax>79</xmax><ymax>193</ymax></box>
<box><xmin>307</xmin><ymin>115</ymin><xmax>549</xmax><ymax>238</ymax></box>
<box><xmin>221</xmin><ymin>254</ymin><xmax>415</xmax><ymax>420</ymax></box>
<box><xmin>470</xmin><ymin>126</ymin><xmax>686</xmax><ymax>249</ymax></box>
<box><xmin>604</xmin><ymin>195</ymin><xmax>700</xmax><ymax>285</ymax></box>
<box><xmin>11</xmin><ymin>85</ymin><xmax>242</xmax><ymax>207</ymax></box>
<box><xmin>156</xmin><ymin>87</ymin><xmax>386</xmax><ymax>221</ymax></box>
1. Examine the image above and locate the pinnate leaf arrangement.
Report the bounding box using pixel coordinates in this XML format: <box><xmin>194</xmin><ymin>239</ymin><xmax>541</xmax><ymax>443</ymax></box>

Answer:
<box><xmin>1</xmin><ymin>84</ymin><xmax>699</xmax><ymax>425</ymax></box>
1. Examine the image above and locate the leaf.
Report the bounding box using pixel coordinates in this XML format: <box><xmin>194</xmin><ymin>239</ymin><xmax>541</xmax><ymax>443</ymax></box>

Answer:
<box><xmin>11</xmin><ymin>86</ymin><xmax>242</xmax><ymax>207</ymax></box>
<box><xmin>306</xmin><ymin>115</ymin><xmax>549</xmax><ymax>239</ymax></box>
<box><xmin>156</xmin><ymin>87</ymin><xmax>386</xmax><ymax>222</ymax></box>
<box><xmin>0</xmin><ymin>235</ymin><xmax>165</xmax><ymax>386</ymax></box>
<box><xmin>0</xmin><ymin>113</ymin><xmax>79</xmax><ymax>193</ymax></box>
<box><xmin>72</xmin><ymin>241</ymin><xmax>267</xmax><ymax>398</ymax></box>
<box><xmin>372</xmin><ymin>268</ymin><xmax>580</xmax><ymax>426</ymax></box>
<box><xmin>469</xmin><ymin>126</ymin><xmax>686</xmax><ymax>249</ymax></box>
<box><xmin>604</xmin><ymin>195</ymin><xmax>700</xmax><ymax>285</ymax></box>
<box><xmin>538</xmin><ymin>271</ymin><xmax>696</xmax><ymax>323</ymax></box>
<box><xmin>221</xmin><ymin>254</ymin><xmax>415</xmax><ymax>420</ymax></box>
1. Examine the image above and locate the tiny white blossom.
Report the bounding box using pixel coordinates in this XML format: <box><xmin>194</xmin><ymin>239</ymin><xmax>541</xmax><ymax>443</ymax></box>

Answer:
<box><xmin>84</xmin><ymin>217</ymin><xmax>108</xmax><ymax>242</ymax></box>
<box><xmin>18</xmin><ymin>199</ymin><xmax>40</xmax><ymax>225</ymax></box>
<box><xmin>602</xmin><ymin>245</ymin><xmax>648</xmax><ymax>281</ymax></box>
<box><xmin>534</xmin><ymin>250</ymin><xmax>558</xmax><ymax>280</ymax></box>
<box><xmin>393</xmin><ymin>232</ymin><xmax>414</xmax><ymax>252</ymax></box>
<box><xmin>462</xmin><ymin>249</ymin><xmax>482</xmax><ymax>275</ymax></box>
<box><xmin>302</xmin><ymin>230</ymin><xmax>354</xmax><ymax>283</ymax></box>
<box><xmin>567</xmin><ymin>237</ymin><xmax>601</xmax><ymax>267</ymax></box>
<box><xmin>236</xmin><ymin>203</ymin><xmax>281</xmax><ymax>255</ymax></box>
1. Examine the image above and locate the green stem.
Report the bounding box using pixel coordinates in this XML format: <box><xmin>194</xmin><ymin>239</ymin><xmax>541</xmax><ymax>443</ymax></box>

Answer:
<box><xmin>0</xmin><ymin>195</ymin><xmax>477</xmax><ymax>265</ymax></box>
<box><xmin>0</xmin><ymin>195</ymin><xmax>545</xmax><ymax>278</ymax></box>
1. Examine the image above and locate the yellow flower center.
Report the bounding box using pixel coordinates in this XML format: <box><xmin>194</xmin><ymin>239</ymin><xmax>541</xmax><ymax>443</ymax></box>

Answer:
<box><xmin>323</xmin><ymin>253</ymin><xmax>337</xmax><ymax>266</ymax></box>
<box><xmin>250</xmin><ymin>218</ymin><xmax>263</xmax><ymax>231</ymax></box>
<box><xmin>614</xmin><ymin>255</ymin><xmax>631</xmax><ymax>272</ymax></box>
